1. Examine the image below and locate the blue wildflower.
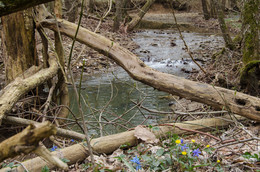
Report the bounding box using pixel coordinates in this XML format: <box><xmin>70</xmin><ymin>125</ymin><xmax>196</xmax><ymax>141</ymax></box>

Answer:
<box><xmin>71</xmin><ymin>139</ymin><xmax>75</xmax><ymax>142</ymax></box>
<box><xmin>181</xmin><ymin>139</ymin><xmax>184</xmax><ymax>144</ymax></box>
<box><xmin>51</xmin><ymin>145</ymin><xmax>58</xmax><ymax>151</ymax></box>
<box><xmin>130</xmin><ymin>156</ymin><xmax>141</xmax><ymax>171</ymax></box>
<box><xmin>181</xmin><ymin>144</ymin><xmax>189</xmax><ymax>151</ymax></box>
<box><xmin>193</xmin><ymin>148</ymin><xmax>201</xmax><ymax>157</ymax></box>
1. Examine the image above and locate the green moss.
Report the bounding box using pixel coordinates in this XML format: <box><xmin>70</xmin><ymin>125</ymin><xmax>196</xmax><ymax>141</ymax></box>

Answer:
<box><xmin>242</xmin><ymin>0</ymin><xmax>259</xmax><ymax>64</ymax></box>
<box><xmin>232</xmin><ymin>35</ymin><xmax>242</xmax><ymax>44</ymax></box>
<box><xmin>240</xmin><ymin>60</ymin><xmax>260</xmax><ymax>88</ymax></box>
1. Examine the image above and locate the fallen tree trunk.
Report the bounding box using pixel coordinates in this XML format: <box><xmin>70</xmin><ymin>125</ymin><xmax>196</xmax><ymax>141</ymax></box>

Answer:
<box><xmin>126</xmin><ymin>0</ymin><xmax>156</xmax><ymax>32</ymax></box>
<box><xmin>0</xmin><ymin>115</ymin><xmax>244</xmax><ymax>172</ymax></box>
<box><xmin>0</xmin><ymin>121</ymin><xmax>56</xmax><ymax>162</ymax></box>
<box><xmin>3</xmin><ymin>116</ymin><xmax>86</xmax><ymax>140</ymax></box>
<box><xmin>0</xmin><ymin>0</ymin><xmax>54</xmax><ymax>17</ymax></box>
<box><xmin>0</xmin><ymin>56</ymin><xmax>59</xmax><ymax>124</ymax></box>
<box><xmin>40</xmin><ymin>19</ymin><xmax>260</xmax><ymax>121</ymax></box>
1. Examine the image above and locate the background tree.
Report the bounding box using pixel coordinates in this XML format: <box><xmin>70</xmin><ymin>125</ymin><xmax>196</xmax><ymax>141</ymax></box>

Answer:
<box><xmin>201</xmin><ymin>0</ymin><xmax>210</xmax><ymax>20</ymax></box>
<box><xmin>240</xmin><ymin>0</ymin><xmax>260</xmax><ymax>95</ymax></box>
<box><xmin>214</xmin><ymin>0</ymin><xmax>234</xmax><ymax>50</ymax></box>
<box><xmin>65</xmin><ymin>0</ymin><xmax>79</xmax><ymax>22</ymax></box>
<box><xmin>113</xmin><ymin>0</ymin><xmax>128</xmax><ymax>31</ymax></box>
<box><xmin>1</xmin><ymin>9</ymin><xmax>37</xmax><ymax>84</ymax></box>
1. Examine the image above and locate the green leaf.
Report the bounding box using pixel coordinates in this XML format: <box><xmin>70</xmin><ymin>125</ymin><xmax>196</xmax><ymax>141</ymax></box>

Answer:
<box><xmin>119</xmin><ymin>155</ymin><xmax>135</xmax><ymax>172</ymax></box>
<box><xmin>152</xmin><ymin>160</ymin><xmax>160</xmax><ymax>167</ymax></box>
<box><xmin>61</xmin><ymin>158</ymin><xmax>70</xmax><ymax>163</ymax></box>
<box><xmin>156</xmin><ymin>149</ymin><xmax>165</xmax><ymax>156</ymax></box>
<box><xmin>41</xmin><ymin>165</ymin><xmax>50</xmax><ymax>172</ymax></box>
<box><xmin>152</xmin><ymin>126</ymin><xmax>160</xmax><ymax>131</ymax></box>
<box><xmin>243</xmin><ymin>152</ymin><xmax>252</xmax><ymax>159</ymax></box>
<box><xmin>141</xmin><ymin>154</ymin><xmax>151</xmax><ymax>161</ymax></box>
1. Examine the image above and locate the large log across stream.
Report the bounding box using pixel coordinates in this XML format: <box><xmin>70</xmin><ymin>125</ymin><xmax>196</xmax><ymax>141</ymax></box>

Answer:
<box><xmin>40</xmin><ymin>19</ymin><xmax>260</xmax><ymax>121</ymax></box>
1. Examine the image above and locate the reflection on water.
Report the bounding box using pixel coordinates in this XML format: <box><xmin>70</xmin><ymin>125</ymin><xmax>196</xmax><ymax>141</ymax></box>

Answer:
<box><xmin>69</xmin><ymin>29</ymin><xmax>223</xmax><ymax>136</ymax></box>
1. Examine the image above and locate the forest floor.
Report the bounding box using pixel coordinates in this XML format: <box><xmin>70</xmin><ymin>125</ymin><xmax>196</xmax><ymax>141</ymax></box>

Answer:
<box><xmin>59</xmin><ymin>5</ymin><xmax>259</xmax><ymax>172</ymax></box>
<box><xmin>0</xmin><ymin>3</ymin><xmax>259</xmax><ymax>172</ymax></box>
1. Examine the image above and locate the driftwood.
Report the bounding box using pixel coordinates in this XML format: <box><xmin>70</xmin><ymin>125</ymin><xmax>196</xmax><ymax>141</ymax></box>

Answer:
<box><xmin>0</xmin><ymin>0</ymin><xmax>54</xmax><ymax>17</ymax></box>
<box><xmin>0</xmin><ymin>56</ymin><xmax>59</xmax><ymax>124</ymax></box>
<box><xmin>0</xmin><ymin>115</ymin><xmax>244</xmax><ymax>172</ymax></box>
<box><xmin>3</xmin><ymin>116</ymin><xmax>86</xmax><ymax>140</ymax></box>
<box><xmin>0</xmin><ymin>121</ymin><xmax>56</xmax><ymax>162</ymax></box>
<box><xmin>40</xmin><ymin>19</ymin><xmax>260</xmax><ymax>121</ymax></box>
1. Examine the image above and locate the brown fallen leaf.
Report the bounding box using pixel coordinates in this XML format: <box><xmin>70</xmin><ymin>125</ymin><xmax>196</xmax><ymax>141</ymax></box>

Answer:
<box><xmin>134</xmin><ymin>125</ymin><xmax>159</xmax><ymax>144</ymax></box>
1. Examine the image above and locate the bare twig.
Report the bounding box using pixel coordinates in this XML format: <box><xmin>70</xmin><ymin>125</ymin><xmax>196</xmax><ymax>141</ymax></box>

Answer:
<box><xmin>168</xmin><ymin>1</ymin><xmax>207</xmax><ymax>74</ymax></box>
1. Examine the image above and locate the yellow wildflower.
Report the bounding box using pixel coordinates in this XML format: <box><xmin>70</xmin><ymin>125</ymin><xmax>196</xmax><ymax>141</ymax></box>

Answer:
<box><xmin>206</xmin><ymin>145</ymin><xmax>210</xmax><ymax>148</ymax></box>
<box><xmin>191</xmin><ymin>139</ymin><xmax>195</xmax><ymax>143</ymax></box>
<box><xmin>217</xmin><ymin>160</ymin><xmax>221</xmax><ymax>163</ymax></box>
<box><xmin>182</xmin><ymin>151</ymin><xmax>187</xmax><ymax>155</ymax></box>
<box><xmin>175</xmin><ymin>140</ymin><xmax>181</xmax><ymax>144</ymax></box>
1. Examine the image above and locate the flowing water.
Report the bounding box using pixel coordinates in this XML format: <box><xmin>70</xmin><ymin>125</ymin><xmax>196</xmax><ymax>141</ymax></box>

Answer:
<box><xmin>69</xmin><ymin>30</ymin><xmax>224</xmax><ymax>136</ymax></box>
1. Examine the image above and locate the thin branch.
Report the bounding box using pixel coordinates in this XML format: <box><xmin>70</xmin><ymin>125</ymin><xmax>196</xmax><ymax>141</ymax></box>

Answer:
<box><xmin>168</xmin><ymin>1</ymin><xmax>207</xmax><ymax>74</ymax></box>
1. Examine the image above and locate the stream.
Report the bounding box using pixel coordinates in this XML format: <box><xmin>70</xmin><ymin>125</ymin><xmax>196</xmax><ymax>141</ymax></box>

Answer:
<box><xmin>69</xmin><ymin>29</ymin><xmax>224</xmax><ymax>136</ymax></box>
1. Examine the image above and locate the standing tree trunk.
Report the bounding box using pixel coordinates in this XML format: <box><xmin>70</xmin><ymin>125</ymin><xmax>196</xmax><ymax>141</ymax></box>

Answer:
<box><xmin>1</xmin><ymin>9</ymin><xmax>37</xmax><ymax>84</ymax></box>
<box><xmin>210</xmin><ymin>0</ymin><xmax>217</xmax><ymax>19</ymax></box>
<box><xmin>201</xmin><ymin>0</ymin><xmax>210</xmax><ymax>20</ymax></box>
<box><xmin>65</xmin><ymin>0</ymin><xmax>79</xmax><ymax>22</ymax></box>
<box><xmin>113</xmin><ymin>0</ymin><xmax>127</xmax><ymax>31</ymax></box>
<box><xmin>240</xmin><ymin>0</ymin><xmax>260</xmax><ymax>95</ymax></box>
<box><xmin>85</xmin><ymin>0</ymin><xmax>94</xmax><ymax>13</ymax></box>
<box><xmin>214</xmin><ymin>0</ymin><xmax>234</xmax><ymax>50</ymax></box>
<box><xmin>221</xmin><ymin>0</ymin><xmax>226</xmax><ymax>11</ymax></box>
<box><xmin>230</xmin><ymin>0</ymin><xmax>238</xmax><ymax>10</ymax></box>
<box><xmin>54</xmin><ymin>0</ymin><xmax>70</xmax><ymax>122</ymax></box>
<box><xmin>126</xmin><ymin>0</ymin><xmax>156</xmax><ymax>32</ymax></box>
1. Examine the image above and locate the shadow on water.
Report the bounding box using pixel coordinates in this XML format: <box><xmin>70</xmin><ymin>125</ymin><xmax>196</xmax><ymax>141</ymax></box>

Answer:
<box><xmin>69</xmin><ymin>29</ymin><xmax>224</xmax><ymax>136</ymax></box>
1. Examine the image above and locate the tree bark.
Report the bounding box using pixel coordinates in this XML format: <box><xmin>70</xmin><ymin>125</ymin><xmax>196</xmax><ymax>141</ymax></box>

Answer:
<box><xmin>214</xmin><ymin>0</ymin><xmax>234</xmax><ymax>50</ymax></box>
<box><xmin>201</xmin><ymin>0</ymin><xmax>210</xmax><ymax>20</ymax></box>
<box><xmin>0</xmin><ymin>115</ymin><xmax>243</xmax><ymax>171</ymax></box>
<box><xmin>240</xmin><ymin>0</ymin><xmax>260</xmax><ymax>95</ymax></box>
<box><xmin>85</xmin><ymin>0</ymin><xmax>94</xmax><ymax>13</ymax></box>
<box><xmin>113</xmin><ymin>0</ymin><xmax>127</xmax><ymax>31</ymax></box>
<box><xmin>54</xmin><ymin>0</ymin><xmax>70</xmax><ymax>121</ymax></box>
<box><xmin>0</xmin><ymin>121</ymin><xmax>56</xmax><ymax>162</ymax></box>
<box><xmin>126</xmin><ymin>0</ymin><xmax>156</xmax><ymax>32</ymax></box>
<box><xmin>210</xmin><ymin>0</ymin><xmax>217</xmax><ymax>19</ymax></box>
<box><xmin>3</xmin><ymin>116</ymin><xmax>86</xmax><ymax>140</ymax></box>
<box><xmin>1</xmin><ymin>9</ymin><xmax>37</xmax><ymax>84</ymax></box>
<box><xmin>41</xmin><ymin>18</ymin><xmax>260</xmax><ymax>121</ymax></box>
<box><xmin>0</xmin><ymin>0</ymin><xmax>54</xmax><ymax>17</ymax></box>
<box><xmin>64</xmin><ymin>0</ymin><xmax>79</xmax><ymax>22</ymax></box>
<box><xmin>0</xmin><ymin>56</ymin><xmax>59</xmax><ymax>124</ymax></box>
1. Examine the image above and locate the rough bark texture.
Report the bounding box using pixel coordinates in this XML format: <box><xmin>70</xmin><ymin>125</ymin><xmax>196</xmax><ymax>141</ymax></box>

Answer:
<box><xmin>41</xmin><ymin>18</ymin><xmax>260</xmax><ymax>121</ymax></box>
<box><xmin>126</xmin><ymin>0</ymin><xmax>156</xmax><ymax>32</ymax></box>
<box><xmin>241</xmin><ymin>0</ymin><xmax>259</xmax><ymax>64</ymax></box>
<box><xmin>113</xmin><ymin>0</ymin><xmax>127</xmax><ymax>31</ymax></box>
<box><xmin>0</xmin><ymin>115</ymin><xmax>243</xmax><ymax>171</ymax></box>
<box><xmin>0</xmin><ymin>121</ymin><xmax>56</xmax><ymax>162</ymax></box>
<box><xmin>214</xmin><ymin>0</ymin><xmax>234</xmax><ymax>50</ymax></box>
<box><xmin>65</xmin><ymin>0</ymin><xmax>79</xmax><ymax>22</ymax></box>
<box><xmin>0</xmin><ymin>0</ymin><xmax>54</xmax><ymax>17</ymax></box>
<box><xmin>54</xmin><ymin>0</ymin><xmax>70</xmax><ymax>121</ymax></box>
<box><xmin>210</xmin><ymin>0</ymin><xmax>217</xmax><ymax>18</ymax></box>
<box><xmin>1</xmin><ymin>9</ymin><xmax>37</xmax><ymax>84</ymax></box>
<box><xmin>201</xmin><ymin>0</ymin><xmax>210</xmax><ymax>20</ymax></box>
<box><xmin>85</xmin><ymin>0</ymin><xmax>94</xmax><ymax>13</ymax></box>
<box><xmin>0</xmin><ymin>57</ymin><xmax>59</xmax><ymax>124</ymax></box>
<box><xmin>240</xmin><ymin>0</ymin><xmax>260</xmax><ymax>95</ymax></box>
<box><xmin>3</xmin><ymin>116</ymin><xmax>86</xmax><ymax>140</ymax></box>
